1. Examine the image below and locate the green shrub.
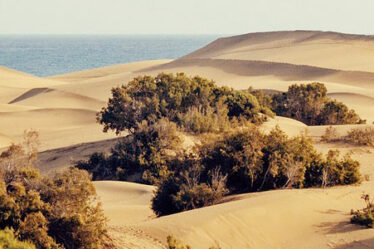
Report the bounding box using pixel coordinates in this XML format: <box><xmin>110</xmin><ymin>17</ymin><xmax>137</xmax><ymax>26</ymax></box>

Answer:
<box><xmin>152</xmin><ymin>125</ymin><xmax>361</xmax><ymax>216</ymax></box>
<box><xmin>199</xmin><ymin>125</ymin><xmax>265</xmax><ymax>192</ymax></box>
<box><xmin>180</xmin><ymin>101</ymin><xmax>231</xmax><ymax>134</ymax></box>
<box><xmin>344</xmin><ymin>127</ymin><xmax>374</xmax><ymax>146</ymax></box>
<box><xmin>0</xmin><ymin>229</ymin><xmax>36</xmax><ymax>249</ymax></box>
<box><xmin>152</xmin><ymin>154</ymin><xmax>227</xmax><ymax>216</ymax></box>
<box><xmin>318</xmin><ymin>100</ymin><xmax>364</xmax><ymax>125</ymax></box>
<box><xmin>351</xmin><ymin>194</ymin><xmax>374</xmax><ymax>228</ymax></box>
<box><xmin>77</xmin><ymin>119</ymin><xmax>182</xmax><ymax>184</ymax></box>
<box><xmin>0</xmin><ymin>132</ymin><xmax>111</xmax><ymax>249</ymax></box>
<box><xmin>200</xmin><ymin>126</ymin><xmax>323</xmax><ymax>192</ymax></box>
<box><xmin>97</xmin><ymin>73</ymin><xmax>272</xmax><ymax>135</ymax></box>
<box><xmin>271</xmin><ymin>83</ymin><xmax>364</xmax><ymax>125</ymax></box>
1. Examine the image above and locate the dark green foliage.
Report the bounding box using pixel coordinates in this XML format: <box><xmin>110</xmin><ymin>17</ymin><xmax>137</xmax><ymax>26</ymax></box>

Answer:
<box><xmin>152</xmin><ymin>126</ymin><xmax>361</xmax><ymax>216</ymax></box>
<box><xmin>271</xmin><ymin>83</ymin><xmax>364</xmax><ymax>125</ymax></box>
<box><xmin>199</xmin><ymin>125</ymin><xmax>265</xmax><ymax>192</ymax></box>
<box><xmin>304</xmin><ymin>150</ymin><xmax>361</xmax><ymax>188</ymax></box>
<box><xmin>77</xmin><ymin>119</ymin><xmax>181</xmax><ymax>184</ymax></box>
<box><xmin>200</xmin><ymin>126</ymin><xmax>321</xmax><ymax>193</ymax></box>
<box><xmin>318</xmin><ymin>100</ymin><xmax>364</xmax><ymax>125</ymax></box>
<box><xmin>0</xmin><ymin>229</ymin><xmax>36</xmax><ymax>249</ymax></box>
<box><xmin>351</xmin><ymin>194</ymin><xmax>374</xmax><ymax>228</ymax></box>
<box><xmin>152</xmin><ymin>154</ymin><xmax>228</xmax><ymax>216</ymax></box>
<box><xmin>180</xmin><ymin>101</ymin><xmax>231</xmax><ymax>134</ymax></box>
<box><xmin>0</xmin><ymin>133</ymin><xmax>111</xmax><ymax>249</ymax></box>
<box><xmin>97</xmin><ymin>73</ymin><xmax>272</xmax><ymax>135</ymax></box>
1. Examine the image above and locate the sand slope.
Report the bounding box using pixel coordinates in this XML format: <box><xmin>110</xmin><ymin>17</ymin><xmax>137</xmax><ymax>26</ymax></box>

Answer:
<box><xmin>0</xmin><ymin>61</ymin><xmax>170</xmax><ymax>150</ymax></box>
<box><xmin>184</xmin><ymin>31</ymin><xmax>374</xmax><ymax>73</ymax></box>
<box><xmin>94</xmin><ymin>121</ymin><xmax>374</xmax><ymax>249</ymax></box>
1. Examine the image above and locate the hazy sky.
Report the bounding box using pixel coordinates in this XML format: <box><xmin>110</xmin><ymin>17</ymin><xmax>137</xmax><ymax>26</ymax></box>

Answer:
<box><xmin>0</xmin><ymin>0</ymin><xmax>373</xmax><ymax>35</ymax></box>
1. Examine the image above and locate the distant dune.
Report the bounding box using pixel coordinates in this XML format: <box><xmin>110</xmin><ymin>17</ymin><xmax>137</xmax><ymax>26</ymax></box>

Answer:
<box><xmin>1</xmin><ymin>31</ymin><xmax>374</xmax><ymax>249</ymax></box>
<box><xmin>183</xmin><ymin>30</ymin><xmax>374</xmax><ymax>73</ymax></box>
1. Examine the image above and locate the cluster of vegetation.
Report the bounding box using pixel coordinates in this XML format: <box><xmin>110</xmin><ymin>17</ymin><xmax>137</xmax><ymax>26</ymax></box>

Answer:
<box><xmin>167</xmin><ymin>235</ymin><xmax>220</xmax><ymax>249</ymax></box>
<box><xmin>321</xmin><ymin>126</ymin><xmax>374</xmax><ymax>146</ymax></box>
<box><xmin>0</xmin><ymin>132</ymin><xmax>112</xmax><ymax>249</ymax></box>
<box><xmin>78</xmin><ymin>73</ymin><xmax>274</xmax><ymax>183</ymax></box>
<box><xmin>0</xmin><ymin>229</ymin><xmax>36</xmax><ymax>249</ymax></box>
<box><xmin>152</xmin><ymin>126</ymin><xmax>360</xmax><ymax>216</ymax></box>
<box><xmin>345</xmin><ymin>127</ymin><xmax>374</xmax><ymax>146</ymax></box>
<box><xmin>252</xmin><ymin>83</ymin><xmax>365</xmax><ymax>125</ymax></box>
<box><xmin>76</xmin><ymin>73</ymin><xmax>362</xmax><ymax>217</ymax></box>
<box><xmin>351</xmin><ymin>194</ymin><xmax>374</xmax><ymax>228</ymax></box>
<box><xmin>98</xmin><ymin>73</ymin><xmax>273</xmax><ymax>135</ymax></box>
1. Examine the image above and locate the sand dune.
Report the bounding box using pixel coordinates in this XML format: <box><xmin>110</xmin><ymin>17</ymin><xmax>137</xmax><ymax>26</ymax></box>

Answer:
<box><xmin>261</xmin><ymin>116</ymin><xmax>307</xmax><ymax>137</ymax></box>
<box><xmin>0</xmin><ymin>66</ymin><xmax>117</xmax><ymax>150</ymax></box>
<box><xmin>138</xmin><ymin>181</ymin><xmax>374</xmax><ymax>249</ymax></box>
<box><xmin>49</xmin><ymin>60</ymin><xmax>172</xmax><ymax>83</ymax></box>
<box><xmin>9</xmin><ymin>88</ymin><xmax>105</xmax><ymax>110</ymax></box>
<box><xmin>0</xmin><ymin>66</ymin><xmax>67</xmax><ymax>88</ymax></box>
<box><xmin>144</xmin><ymin>58</ymin><xmax>374</xmax><ymax>94</ymax></box>
<box><xmin>51</xmin><ymin>60</ymin><xmax>171</xmax><ymax>101</ymax></box>
<box><xmin>37</xmin><ymin>138</ymin><xmax>119</xmax><ymax>174</ymax></box>
<box><xmin>95</xmin><ymin>181</ymin><xmax>155</xmax><ymax>225</ymax></box>
<box><xmin>0</xmin><ymin>86</ymin><xmax>30</xmax><ymax>103</ymax></box>
<box><xmin>184</xmin><ymin>31</ymin><xmax>374</xmax><ymax>73</ymax></box>
<box><xmin>91</xmin><ymin>119</ymin><xmax>374</xmax><ymax>249</ymax></box>
<box><xmin>0</xmin><ymin>108</ymin><xmax>116</xmax><ymax>150</ymax></box>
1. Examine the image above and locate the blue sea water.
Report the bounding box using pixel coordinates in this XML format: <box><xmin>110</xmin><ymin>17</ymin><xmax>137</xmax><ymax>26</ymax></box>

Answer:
<box><xmin>0</xmin><ymin>35</ymin><xmax>220</xmax><ymax>77</ymax></box>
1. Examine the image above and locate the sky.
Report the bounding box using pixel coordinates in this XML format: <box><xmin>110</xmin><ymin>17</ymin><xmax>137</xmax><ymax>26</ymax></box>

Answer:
<box><xmin>0</xmin><ymin>0</ymin><xmax>373</xmax><ymax>35</ymax></box>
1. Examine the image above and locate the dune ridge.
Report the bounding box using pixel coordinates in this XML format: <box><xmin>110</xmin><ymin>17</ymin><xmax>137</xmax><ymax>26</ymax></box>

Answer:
<box><xmin>144</xmin><ymin>58</ymin><xmax>374</xmax><ymax>90</ymax></box>
<box><xmin>183</xmin><ymin>31</ymin><xmax>374</xmax><ymax>73</ymax></box>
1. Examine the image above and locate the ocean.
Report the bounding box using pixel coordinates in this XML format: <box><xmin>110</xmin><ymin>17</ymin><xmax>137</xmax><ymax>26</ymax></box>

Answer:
<box><xmin>0</xmin><ymin>35</ymin><xmax>220</xmax><ymax>77</ymax></box>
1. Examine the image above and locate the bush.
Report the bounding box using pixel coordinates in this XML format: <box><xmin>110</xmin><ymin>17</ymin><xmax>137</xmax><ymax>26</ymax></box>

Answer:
<box><xmin>77</xmin><ymin>119</ymin><xmax>182</xmax><ymax>184</ymax></box>
<box><xmin>344</xmin><ymin>127</ymin><xmax>374</xmax><ymax>146</ymax></box>
<box><xmin>271</xmin><ymin>83</ymin><xmax>364</xmax><ymax>125</ymax></box>
<box><xmin>321</xmin><ymin>126</ymin><xmax>339</xmax><ymax>142</ymax></box>
<box><xmin>152</xmin><ymin>154</ymin><xmax>227</xmax><ymax>216</ymax></box>
<box><xmin>0</xmin><ymin>132</ymin><xmax>111</xmax><ymax>249</ymax></box>
<box><xmin>180</xmin><ymin>101</ymin><xmax>231</xmax><ymax>134</ymax></box>
<box><xmin>318</xmin><ymin>100</ymin><xmax>364</xmax><ymax>125</ymax></box>
<box><xmin>0</xmin><ymin>229</ymin><xmax>36</xmax><ymax>249</ymax></box>
<box><xmin>199</xmin><ymin>126</ymin><xmax>325</xmax><ymax>192</ymax></box>
<box><xmin>351</xmin><ymin>194</ymin><xmax>374</xmax><ymax>228</ymax></box>
<box><xmin>152</xmin><ymin>126</ymin><xmax>361</xmax><ymax>216</ymax></box>
<box><xmin>320</xmin><ymin>126</ymin><xmax>374</xmax><ymax>147</ymax></box>
<box><xmin>97</xmin><ymin>73</ymin><xmax>272</xmax><ymax>135</ymax></box>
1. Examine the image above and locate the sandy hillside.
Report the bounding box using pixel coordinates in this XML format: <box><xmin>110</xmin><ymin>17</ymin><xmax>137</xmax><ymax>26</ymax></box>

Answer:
<box><xmin>1</xmin><ymin>31</ymin><xmax>374</xmax><ymax>248</ymax></box>
<box><xmin>92</xmin><ymin>122</ymin><xmax>374</xmax><ymax>249</ymax></box>
<box><xmin>0</xmin><ymin>60</ymin><xmax>172</xmax><ymax>152</ymax></box>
